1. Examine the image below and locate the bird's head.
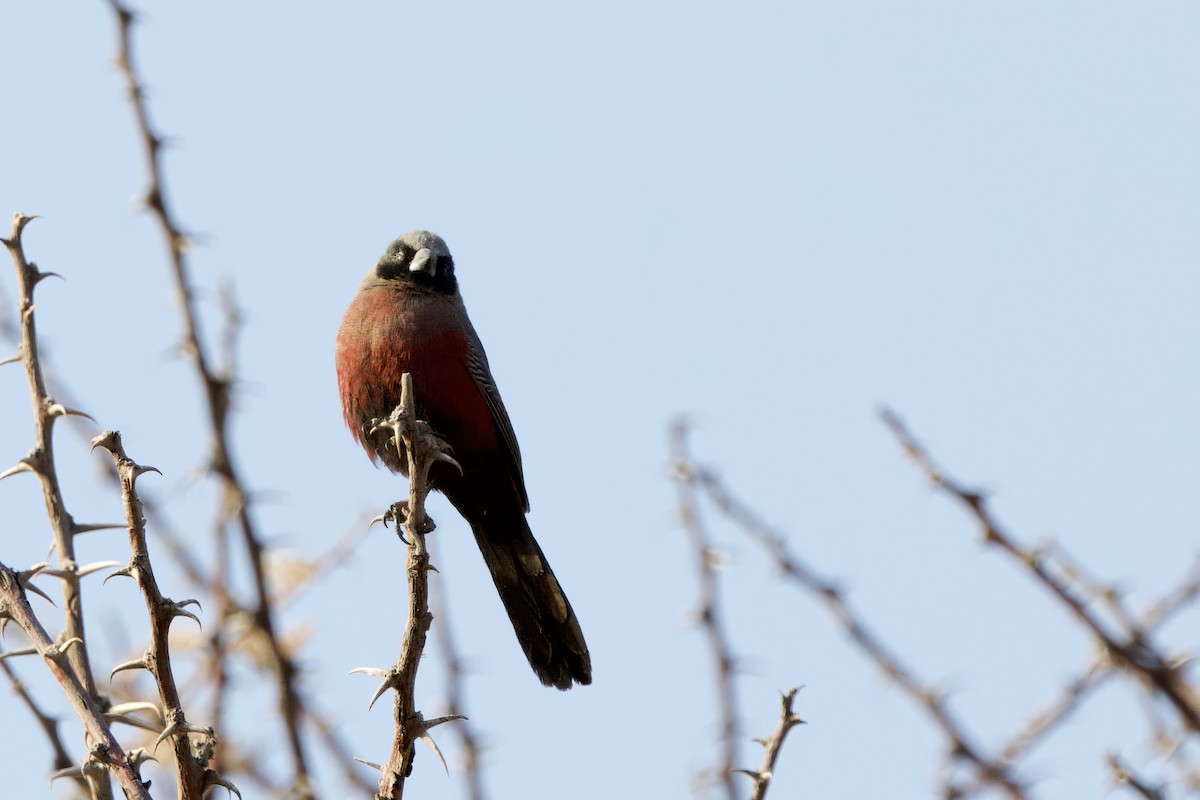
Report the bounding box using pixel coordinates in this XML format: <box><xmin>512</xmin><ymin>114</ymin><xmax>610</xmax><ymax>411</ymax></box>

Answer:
<box><xmin>368</xmin><ymin>230</ymin><xmax>458</xmax><ymax>295</ymax></box>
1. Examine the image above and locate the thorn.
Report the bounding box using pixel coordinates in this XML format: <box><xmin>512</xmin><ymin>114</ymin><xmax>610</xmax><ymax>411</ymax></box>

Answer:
<box><xmin>110</xmin><ymin>656</ymin><xmax>151</xmax><ymax>680</ymax></box>
<box><xmin>423</xmin><ymin>714</ymin><xmax>468</xmax><ymax>730</ymax></box>
<box><xmin>72</xmin><ymin>523</ymin><xmax>124</xmax><ymax>536</ymax></box>
<box><xmin>0</xmin><ymin>461</ymin><xmax>33</xmax><ymax>482</ymax></box>
<box><xmin>367</xmin><ymin>681</ymin><xmax>392</xmax><ymax>711</ymax></box>
<box><xmin>353</xmin><ymin>757</ymin><xmax>382</xmax><ymax>772</ymax></box>
<box><xmin>153</xmin><ymin>720</ymin><xmax>211</xmax><ymax>752</ymax></box>
<box><xmin>166</xmin><ymin>599</ymin><xmax>202</xmax><ymax>628</ymax></box>
<box><xmin>0</xmin><ymin>646</ymin><xmax>38</xmax><ymax>662</ymax></box>
<box><xmin>420</xmin><ymin>731</ymin><xmax>451</xmax><ymax>774</ymax></box>
<box><xmin>44</xmin><ymin>637</ymin><xmax>83</xmax><ymax>664</ymax></box>
<box><xmin>0</xmin><ymin>354</ymin><xmax>19</xmax><ymax>367</ymax></box>
<box><xmin>202</xmin><ymin>769</ymin><xmax>242</xmax><ymax>800</ymax></box>
<box><xmin>32</xmin><ymin>270</ymin><xmax>64</xmax><ymax>286</ymax></box>
<box><xmin>350</xmin><ymin>666</ymin><xmax>397</xmax><ymax>711</ymax></box>
<box><xmin>18</xmin><ymin>564</ymin><xmax>56</xmax><ymax>605</ymax></box>
<box><xmin>131</xmin><ymin>464</ymin><xmax>162</xmax><ymax>484</ymax></box>
<box><xmin>106</xmin><ymin>710</ymin><xmax>163</xmax><ymax>734</ymax></box>
<box><xmin>102</xmin><ymin>564</ymin><xmax>136</xmax><ymax>585</ymax></box>
<box><xmin>48</xmin><ymin>764</ymin><xmax>86</xmax><ymax>785</ymax></box>
<box><xmin>108</xmin><ymin>700</ymin><xmax>162</xmax><ymax>720</ymax></box>
<box><xmin>76</xmin><ymin>561</ymin><xmax>123</xmax><ymax>579</ymax></box>
<box><xmin>734</xmin><ymin>768</ymin><xmax>763</xmax><ymax>780</ymax></box>
<box><xmin>407</xmin><ymin>714</ymin><xmax>467</xmax><ymax>774</ymax></box>
<box><xmin>350</xmin><ymin>667</ymin><xmax>387</xmax><ymax>678</ymax></box>
<box><xmin>44</xmin><ymin>399</ymin><xmax>96</xmax><ymax>422</ymax></box>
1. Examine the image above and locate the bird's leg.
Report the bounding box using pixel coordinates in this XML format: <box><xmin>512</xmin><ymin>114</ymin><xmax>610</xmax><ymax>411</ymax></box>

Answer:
<box><xmin>368</xmin><ymin>394</ymin><xmax>461</xmax><ymax>541</ymax></box>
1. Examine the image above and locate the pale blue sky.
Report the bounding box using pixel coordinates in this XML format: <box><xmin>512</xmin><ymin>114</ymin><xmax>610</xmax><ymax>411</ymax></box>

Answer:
<box><xmin>3</xmin><ymin>2</ymin><xmax>1199</xmax><ymax>798</ymax></box>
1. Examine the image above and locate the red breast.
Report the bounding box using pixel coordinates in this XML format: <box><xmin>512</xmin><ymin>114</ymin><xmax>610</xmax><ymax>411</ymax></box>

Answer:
<box><xmin>336</xmin><ymin>284</ymin><xmax>499</xmax><ymax>468</ymax></box>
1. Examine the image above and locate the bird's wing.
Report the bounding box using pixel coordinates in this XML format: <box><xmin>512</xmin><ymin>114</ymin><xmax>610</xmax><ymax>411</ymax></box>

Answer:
<box><xmin>465</xmin><ymin>344</ymin><xmax>530</xmax><ymax>511</ymax></box>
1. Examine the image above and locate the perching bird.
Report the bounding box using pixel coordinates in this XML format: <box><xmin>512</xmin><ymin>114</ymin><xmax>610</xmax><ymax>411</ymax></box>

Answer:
<box><xmin>335</xmin><ymin>230</ymin><xmax>591</xmax><ymax>690</ymax></box>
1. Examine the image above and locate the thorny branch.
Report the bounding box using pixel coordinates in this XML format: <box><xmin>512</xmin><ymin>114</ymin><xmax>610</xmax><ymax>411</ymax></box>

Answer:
<box><xmin>1</xmin><ymin>213</ymin><xmax>117</xmax><ymax>799</ymax></box>
<box><xmin>106</xmin><ymin>2</ymin><xmax>313</xmax><ymax>794</ymax></box>
<box><xmin>358</xmin><ymin>373</ymin><xmax>464</xmax><ymax>799</ymax></box>
<box><xmin>0</xmin><ymin>654</ymin><xmax>78</xmax><ymax>783</ymax></box>
<box><xmin>431</xmin><ymin>570</ymin><xmax>487</xmax><ymax>800</ymax></box>
<box><xmin>880</xmin><ymin>409</ymin><xmax>1200</xmax><ymax>737</ymax></box>
<box><xmin>93</xmin><ymin>429</ymin><xmax>233</xmax><ymax>800</ymax></box>
<box><xmin>672</xmin><ymin>421</ymin><xmax>1026</xmax><ymax>799</ymax></box>
<box><xmin>739</xmin><ymin>689</ymin><xmax>805</xmax><ymax>800</ymax></box>
<box><xmin>0</xmin><ymin>562</ymin><xmax>152</xmax><ymax>799</ymax></box>
<box><xmin>670</xmin><ymin>421</ymin><xmax>741</xmax><ymax>800</ymax></box>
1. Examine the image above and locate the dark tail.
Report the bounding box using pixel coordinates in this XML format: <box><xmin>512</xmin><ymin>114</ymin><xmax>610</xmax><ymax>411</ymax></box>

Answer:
<box><xmin>470</xmin><ymin>513</ymin><xmax>592</xmax><ymax>689</ymax></box>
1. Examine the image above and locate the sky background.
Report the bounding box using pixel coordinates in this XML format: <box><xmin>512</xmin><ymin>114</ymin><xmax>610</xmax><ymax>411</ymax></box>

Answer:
<box><xmin>3</xmin><ymin>2</ymin><xmax>1199</xmax><ymax>798</ymax></box>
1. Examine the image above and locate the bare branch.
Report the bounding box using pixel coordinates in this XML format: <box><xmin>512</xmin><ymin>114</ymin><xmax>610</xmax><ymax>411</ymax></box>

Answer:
<box><xmin>880</xmin><ymin>408</ymin><xmax>1200</xmax><ymax>735</ymax></box>
<box><xmin>0</xmin><ymin>562</ymin><xmax>151</xmax><ymax>799</ymax></box>
<box><xmin>92</xmin><ymin>429</ymin><xmax>218</xmax><ymax>799</ymax></box>
<box><xmin>1</xmin><ymin>213</ymin><xmax>101</xmax><ymax>711</ymax></box>
<box><xmin>372</xmin><ymin>373</ymin><xmax>464</xmax><ymax>799</ymax></box>
<box><xmin>675</xmin><ymin>424</ymin><xmax>1026</xmax><ymax>798</ymax></box>
<box><xmin>738</xmin><ymin>688</ymin><xmax>805</xmax><ymax>800</ymax></box>
<box><xmin>431</xmin><ymin>565</ymin><xmax>486</xmax><ymax>800</ymax></box>
<box><xmin>105</xmin><ymin>3</ymin><xmax>313</xmax><ymax>792</ymax></box>
<box><xmin>670</xmin><ymin>420</ymin><xmax>740</xmax><ymax>800</ymax></box>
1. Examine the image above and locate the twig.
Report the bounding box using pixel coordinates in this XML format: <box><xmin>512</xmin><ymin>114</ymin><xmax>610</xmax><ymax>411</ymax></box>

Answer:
<box><xmin>880</xmin><ymin>408</ymin><xmax>1200</xmax><ymax>735</ymax></box>
<box><xmin>675</xmin><ymin>424</ymin><xmax>1026</xmax><ymax>798</ymax></box>
<box><xmin>737</xmin><ymin>688</ymin><xmax>805</xmax><ymax>800</ymax></box>
<box><xmin>0</xmin><ymin>562</ymin><xmax>152</xmax><ymax>799</ymax></box>
<box><xmin>996</xmin><ymin>656</ymin><xmax>1109</xmax><ymax>766</ymax></box>
<box><xmin>1</xmin><ymin>212</ymin><xmax>111</xmax><ymax>799</ymax></box>
<box><xmin>670</xmin><ymin>421</ymin><xmax>740</xmax><ymax>800</ymax></box>
<box><xmin>1109</xmin><ymin>753</ymin><xmax>1166</xmax><ymax>799</ymax></box>
<box><xmin>0</xmin><ymin>654</ymin><xmax>84</xmax><ymax>790</ymax></box>
<box><xmin>93</xmin><ymin>430</ymin><xmax>230</xmax><ymax>799</ymax></box>
<box><xmin>106</xmin><ymin>3</ymin><xmax>313</xmax><ymax>793</ymax></box>
<box><xmin>363</xmin><ymin>373</ymin><xmax>464</xmax><ymax>798</ymax></box>
<box><xmin>432</xmin><ymin>566</ymin><xmax>486</xmax><ymax>800</ymax></box>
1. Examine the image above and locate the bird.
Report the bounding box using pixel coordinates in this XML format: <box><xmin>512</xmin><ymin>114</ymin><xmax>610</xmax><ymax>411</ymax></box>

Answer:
<box><xmin>335</xmin><ymin>230</ymin><xmax>592</xmax><ymax>690</ymax></box>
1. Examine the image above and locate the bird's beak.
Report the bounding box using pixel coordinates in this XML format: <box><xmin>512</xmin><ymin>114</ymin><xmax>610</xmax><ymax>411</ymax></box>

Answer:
<box><xmin>409</xmin><ymin>248</ymin><xmax>436</xmax><ymax>276</ymax></box>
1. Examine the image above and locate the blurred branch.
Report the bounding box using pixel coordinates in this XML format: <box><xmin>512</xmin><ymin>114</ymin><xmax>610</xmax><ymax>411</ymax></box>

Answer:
<box><xmin>0</xmin><ymin>652</ymin><xmax>83</xmax><ymax>790</ymax></box>
<box><xmin>1109</xmin><ymin>753</ymin><xmax>1166</xmax><ymax>800</ymax></box>
<box><xmin>672</xmin><ymin>422</ymin><xmax>1026</xmax><ymax>799</ymax></box>
<box><xmin>432</xmin><ymin>569</ymin><xmax>486</xmax><ymax>800</ymax></box>
<box><xmin>880</xmin><ymin>408</ymin><xmax>1200</xmax><ymax>735</ymax></box>
<box><xmin>106</xmin><ymin>3</ymin><xmax>313</xmax><ymax>793</ymax></box>
<box><xmin>0</xmin><ymin>562</ymin><xmax>151</xmax><ymax>799</ymax></box>
<box><xmin>0</xmin><ymin>242</ymin><xmax>372</xmax><ymax>798</ymax></box>
<box><xmin>995</xmin><ymin>656</ymin><xmax>1110</xmax><ymax>767</ymax></box>
<box><xmin>670</xmin><ymin>421</ymin><xmax>740</xmax><ymax>800</ymax></box>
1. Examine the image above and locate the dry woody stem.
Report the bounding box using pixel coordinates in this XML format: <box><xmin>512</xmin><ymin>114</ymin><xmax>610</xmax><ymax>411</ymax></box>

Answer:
<box><xmin>367</xmin><ymin>373</ymin><xmax>464</xmax><ymax>799</ymax></box>
<box><xmin>93</xmin><ymin>430</ymin><xmax>223</xmax><ymax>800</ymax></box>
<box><xmin>670</xmin><ymin>421</ymin><xmax>741</xmax><ymax>800</ymax></box>
<box><xmin>106</xmin><ymin>2</ymin><xmax>313</xmax><ymax>794</ymax></box>
<box><xmin>0</xmin><ymin>561</ymin><xmax>152</xmax><ymax>799</ymax></box>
